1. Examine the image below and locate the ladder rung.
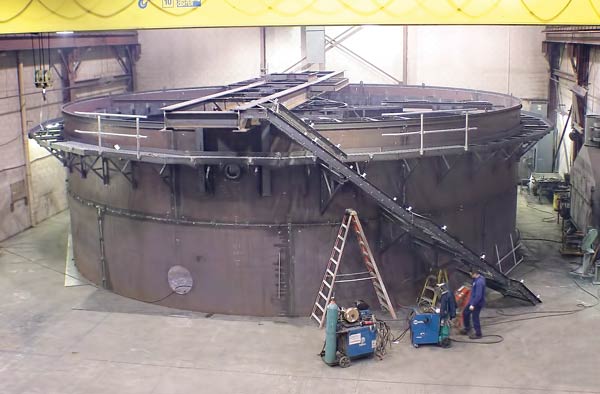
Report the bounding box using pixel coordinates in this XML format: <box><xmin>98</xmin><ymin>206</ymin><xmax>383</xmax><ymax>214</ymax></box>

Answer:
<box><xmin>315</xmin><ymin>303</ymin><xmax>325</xmax><ymax>312</ymax></box>
<box><xmin>323</xmin><ymin>281</ymin><xmax>332</xmax><ymax>289</ymax></box>
<box><xmin>311</xmin><ymin>313</ymin><xmax>322</xmax><ymax>323</ymax></box>
<box><xmin>334</xmin><ymin>247</ymin><xmax>342</xmax><ymax>253</ymax></box>
<box><xmin>326</xmin><ymin>269</ymin><xmax>335</xmax><ymax>277</ymax></box>
<box><xmin>425</xmin><ymin>286</ymin><xmax>436</xmax><ymax>292</ymax></box>
<box><xmin>421</xmin><ymin>297</ymin><xmax>433</xmax><ymax>304</ymax></box>
<box><xmin>319</xmin><ymin>291</ymin><xmax>328</xmax><ymax>300</ymax></box>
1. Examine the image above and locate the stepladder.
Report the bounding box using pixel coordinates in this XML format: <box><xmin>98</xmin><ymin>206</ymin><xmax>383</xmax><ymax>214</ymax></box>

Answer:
<box><xmin>310</xmin><ymin>209</ymin><xmax>397</xmax><ymax>327</ymax></box>
<box><xmin>417</xmin><ymin>268</ymin><xmax>449</xmax><ymax>311</ymax></box>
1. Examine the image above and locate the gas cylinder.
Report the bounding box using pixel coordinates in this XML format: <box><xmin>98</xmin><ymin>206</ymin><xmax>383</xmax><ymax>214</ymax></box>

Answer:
<box><xmin>323</xmin><ymin>299</ymin><xmax>339</xmax><ymax>365</ymax></box>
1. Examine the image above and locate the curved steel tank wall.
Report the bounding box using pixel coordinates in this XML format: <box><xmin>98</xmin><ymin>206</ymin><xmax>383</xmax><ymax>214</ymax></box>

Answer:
<box><xmin>65</xmin><ymin>84</ymin><xmax>523</xmax><ymax>316</ymax></box>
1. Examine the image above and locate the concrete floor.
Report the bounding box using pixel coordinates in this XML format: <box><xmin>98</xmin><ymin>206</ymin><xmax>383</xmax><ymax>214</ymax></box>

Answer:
<box><xmin>1</xmin><ymin>194</ymin><xmax>599</xmax><ymax>394</ymax></box>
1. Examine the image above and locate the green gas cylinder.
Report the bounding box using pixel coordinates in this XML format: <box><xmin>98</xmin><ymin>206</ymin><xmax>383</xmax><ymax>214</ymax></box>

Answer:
<box><xmin>323</xmin><ymin>299</ymin><xmax>339</xmax><ymax>365</ymax></box>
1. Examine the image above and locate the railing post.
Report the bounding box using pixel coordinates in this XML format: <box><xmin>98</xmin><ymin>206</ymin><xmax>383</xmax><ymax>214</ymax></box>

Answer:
<box><xmin>495</xmin><ymin>244</ymin><xmax>502</xmax><ymax>272</ymax></box>
<box><xmin>510</xmin><ymin>233</ymin><xmax>517</xmax><ymax>269</ymax></box>
<box><xmin>97</xmin><ymin>115</ymin><xmax>102</xmax><ymax>152</ymax></box>
<box><xmin>464</xmin><ymin>111</ymin><xmax>469</xmax><ymax>151</ymax></box>
<box><xmin>420</xmin><ymin>113</ymin><xmax>424</xmax><ymax>155</ymax></box>
<box><xmin>136</xmin><ymin>117</ymin><xmax>140</xmax><ymax>159</ymax></box>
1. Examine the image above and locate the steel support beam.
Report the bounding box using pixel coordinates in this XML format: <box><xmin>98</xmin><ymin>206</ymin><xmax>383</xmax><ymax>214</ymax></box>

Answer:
<box><xmin>0</xmin><ymin>32</ymin><xmax>139</xmax><ymax>52</ymax></box>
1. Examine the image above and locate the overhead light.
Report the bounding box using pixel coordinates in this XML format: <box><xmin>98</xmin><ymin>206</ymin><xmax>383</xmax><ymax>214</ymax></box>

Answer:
<box><xmin>56</xmin><ymin>31</ymin><xmax>74</xmax><ymax>35</ymax></box>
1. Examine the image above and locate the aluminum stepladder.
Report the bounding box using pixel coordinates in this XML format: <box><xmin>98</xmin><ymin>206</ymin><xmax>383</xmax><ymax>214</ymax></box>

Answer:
<box><xmin>311</xmin><ymin>209</ymin><xmax>397</xmax><ymax>327</ymax></box>
<box><xmin>417</xmin><ymin>268</ymin><xmax>449</xmax><ymax>310</ymax></box>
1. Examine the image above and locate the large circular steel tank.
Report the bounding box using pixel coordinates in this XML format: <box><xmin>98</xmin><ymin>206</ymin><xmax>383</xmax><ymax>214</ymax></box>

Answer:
<box><xmin>40</xmin><ymin>74</ymin><xmax>547</xmax><ymax>316</ymax></box>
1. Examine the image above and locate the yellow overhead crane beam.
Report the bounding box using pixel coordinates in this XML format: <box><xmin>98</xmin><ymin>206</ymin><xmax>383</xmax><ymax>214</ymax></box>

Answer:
<box><xmin>0</xmin><ymin>0</ymin><xmax>599</xmax><ymax>34</ymax></box>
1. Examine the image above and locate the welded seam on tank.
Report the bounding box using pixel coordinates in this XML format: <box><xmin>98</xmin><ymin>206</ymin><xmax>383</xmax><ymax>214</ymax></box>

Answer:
<box><xmin>67</xmin><ymin>187</ymin><xmax>344</xmax><ymax>229</ymax></box>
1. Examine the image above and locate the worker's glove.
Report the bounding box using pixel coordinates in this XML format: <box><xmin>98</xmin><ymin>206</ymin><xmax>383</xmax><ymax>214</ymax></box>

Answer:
<box><xmin>469</xmin><ymin>305</ymin><xmax>474</xmax><ymax>311</ymax></box>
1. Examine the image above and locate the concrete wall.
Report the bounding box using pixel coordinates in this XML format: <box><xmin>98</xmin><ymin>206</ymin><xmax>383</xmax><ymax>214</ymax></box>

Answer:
<box><xmin>0</xmin><ymin>48</ymin><xmax>129</xmax><ymax>241</ymax></box>
<box><xmin>0</xmin><ymin>52</ymin><xmax>65</xmax><ymax>241</ymax></box>
<box><xmin>136</xmin><ymin>26</ymin><xmax>548</xmax><ymax>99</ymax></box>
<box><xmin>407</xmin><ymin>26</ymin><xmax>548</xmax><ymax>99</ymax></box>
<box><xmin>136</xmin><ymin>28</ymin><xmax>261</xmax><ymax>90</ymax></box>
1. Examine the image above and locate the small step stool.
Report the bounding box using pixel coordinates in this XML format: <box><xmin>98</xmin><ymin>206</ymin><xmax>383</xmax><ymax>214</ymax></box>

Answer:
<box><xmin>417</xmin><ymin>268</ymin><xmax>449</xmax><ymax>311</ymax></box>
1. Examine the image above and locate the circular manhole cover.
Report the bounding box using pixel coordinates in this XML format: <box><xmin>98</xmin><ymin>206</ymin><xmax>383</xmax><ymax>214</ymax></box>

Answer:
<box><xmin>167</xmin><ymin>265</ymin><xmax>193</xmax><ymax>295</ymax></box>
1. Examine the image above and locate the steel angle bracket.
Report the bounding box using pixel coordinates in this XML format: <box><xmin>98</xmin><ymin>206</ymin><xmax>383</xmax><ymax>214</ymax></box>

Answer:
<box><xmin>319</xmin><ymin>164</ymin><xmax>347</xmax><ymax>214</ymax></box>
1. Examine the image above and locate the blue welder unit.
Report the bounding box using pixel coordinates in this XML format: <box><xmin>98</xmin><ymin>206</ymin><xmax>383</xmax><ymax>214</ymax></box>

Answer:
<box><xmin>410</xmin><ymin>311</ymin><xmax>441</xmax><ymax>347</ymax></box>
<box><xmin>338</xmin><ymin>324</ymin><xmax>377</xmax><ymax>358</ymax></box>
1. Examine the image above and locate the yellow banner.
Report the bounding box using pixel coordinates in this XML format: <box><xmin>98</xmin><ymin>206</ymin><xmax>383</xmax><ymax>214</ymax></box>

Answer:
<box><xmin>1</xmin><ymin>0</ymin><xmax>598</xmax><ymax>34</ymax></box>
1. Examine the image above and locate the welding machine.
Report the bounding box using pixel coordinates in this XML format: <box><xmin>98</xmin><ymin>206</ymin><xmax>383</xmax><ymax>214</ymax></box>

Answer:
<box><xmin>410</xmin><ymin>310</ymin><xmax>442</xmax><ymax>347</ymax></box>
<box><xmin>321</xmin><ymin>300</ymin><xmax>377</xmax><ymax>368</ymax></box>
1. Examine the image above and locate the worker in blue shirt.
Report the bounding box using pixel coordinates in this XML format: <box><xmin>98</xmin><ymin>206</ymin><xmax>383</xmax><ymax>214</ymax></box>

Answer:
<box><xmin>460</xmin><ymin>267</ymin><xmax>486</xmax><ymax>339</ymax></box>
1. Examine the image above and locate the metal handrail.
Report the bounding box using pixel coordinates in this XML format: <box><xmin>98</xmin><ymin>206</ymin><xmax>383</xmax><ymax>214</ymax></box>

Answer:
<box><xmin>382</xmin><ymin>110</ymin><xmax>475</xmax><ymax>155</ymax></box>
<box><xmin>495</xmin><ymin>233</ymin><xmax>524</xmax><ymax>275</ymax></box>
<box><xmin>74</xmin><ymin>111</ymin><xmax>148</xmax><ymax>159</ymax></box>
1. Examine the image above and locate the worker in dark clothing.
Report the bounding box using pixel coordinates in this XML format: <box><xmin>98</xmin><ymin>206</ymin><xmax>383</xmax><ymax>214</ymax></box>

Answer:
<box><xmin>460</xmin><ymin>267</ymin><xmax>486</xmax><ymax>339</ymax></box>
<box><xmin>437</xmin><ymin>282</ymin><xmax>456</xmax><ymax>347</ymax></box>
<box><xmin>438</xmin><ymin>282</ymin><xmax>456</xmax><ymax>321</ymax></box>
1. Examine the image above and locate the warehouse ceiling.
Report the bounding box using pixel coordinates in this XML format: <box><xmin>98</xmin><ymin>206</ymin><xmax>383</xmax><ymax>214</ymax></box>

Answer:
<box><xmin>0</xmin><ymin>0</ymin><xmax>599</xmax><ymax>34</ymax></box>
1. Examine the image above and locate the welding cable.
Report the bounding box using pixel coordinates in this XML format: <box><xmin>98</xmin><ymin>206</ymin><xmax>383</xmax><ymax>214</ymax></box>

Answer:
<box><xmin>525</xmin><ymin>202</ymin><xmax>556</xmax><ymax>219</ymax></box>
<box><xmin>450</xmin><ymin>281</ymin><xmax>598</xmax><ymax>344</ymax></box>
<box><xmin>391</xmin><ymin>327</ymin><xmax>410</xmax><ymax>343</ymax></box>
<box><xmin>144</xmin><ymin>290</ymin><xmax>176</xmax><ymax>303</ymax></box>
<box><xmin>494</xmin><ymin>279</ymin><xmax>599</xmax><ymax>317</ymax></box>
<box><xmin>450</xmin><ymin>334</ymin><xmax>504</xmax><ymax>345</ymax></box>
<box><xmin>375</xmin><ymin>320</ymin><xmax>393</xmax><ymax>358</ymax></box>
<box><xmin>471</xmin><ymin>280</ymin><xmax>600</xmax><ymax>329</ymax></box>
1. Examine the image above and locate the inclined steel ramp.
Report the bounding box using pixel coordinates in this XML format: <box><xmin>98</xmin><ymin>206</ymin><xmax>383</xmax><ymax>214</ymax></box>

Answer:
<box><xmin>264</xmin><ymin>104</ymin><xmax>542</xmax><ymax>305</ymax></box>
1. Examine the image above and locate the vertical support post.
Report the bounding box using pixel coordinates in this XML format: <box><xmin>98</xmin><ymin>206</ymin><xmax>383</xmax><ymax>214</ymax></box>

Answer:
<box><xmin>195</xmin><ymin>127</ymin><xmax>206</xmax><ymax>194</ymax></box>
<box><xmin>419</xmin><ymin>113</ymin><xmax>424</xmax><ymax>155</ymax></box>
<box><xmin>277</xmin><ymin>251</ymin><xmax>281</xmax><ymax>299</ymax></box>
<box><xmin>125</xmin><ymin>45</ymin><xmax>137</xmax><ymax>92</ymax></box>
<box><xmin>101</xmin><ymin>158</ymin><xmax>110</xmax><ymax>185</ymax></box>
<box><xmin>59</xmin><ymin>49</ymin><xmax>73</xmax><ymax>103</ymax></box>
<box><xmin>259</xmin><ymin>27</ymin><xmax>267</xmax><ymax>76</ymax></box>
<box><xmin>97</xmin><ymin>206</ymin><xmax>108</xmax><ymax>289</ymax></box>
<box><xmin>97</xmin><ymin>115</ymin><xmax>102</xmax><ymax>152</ymax></box>
<box><xmin>260</xmin><ymin>123</ymin><xmax>272</xmax><ymax>197</ymax></box>
<box><xmin>464</xmin><ymin>112</ymin><xmax>469</xmax><ymax>151</ymax></box>
<box><xmin>16</xmin><ymin>52</ymin><xmax>36</xmax><ymax>227</ymax></box>
<box><xmin>135</xmin><ymin>117</ymin><xmax>140</xmax><ymax>159</ymax></box>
